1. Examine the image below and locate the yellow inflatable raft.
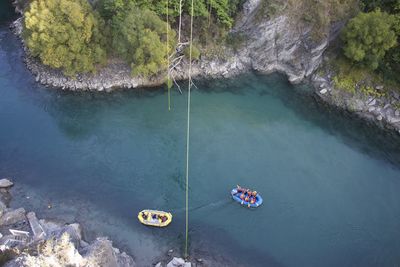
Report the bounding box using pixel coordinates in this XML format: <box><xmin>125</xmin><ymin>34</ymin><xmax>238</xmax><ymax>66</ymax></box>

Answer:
<box><xmin>138</xmin><ymin>209</ymin><xmax>172</xmax><ymax>227</ymax></box>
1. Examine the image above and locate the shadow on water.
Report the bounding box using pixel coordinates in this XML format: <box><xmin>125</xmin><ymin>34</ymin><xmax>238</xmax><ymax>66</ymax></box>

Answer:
<box><xmin>0</xmin><ymin>0</ymin><xmax>16</xmax><ymax>24</ymax></box>
<box><xmin>260</xmin><ymin>75</ymin><xmax>400</xmax><ymax>168</ymax></box>
<box><xmin>196</xmin><ymin>72</ymin><xmax>400</xmax><ymax>168</ymax></box>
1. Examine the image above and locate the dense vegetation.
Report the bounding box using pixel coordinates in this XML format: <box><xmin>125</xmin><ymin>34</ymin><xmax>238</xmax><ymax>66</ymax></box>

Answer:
<box><xmin>23</xmin><ymin>0</ymin><xmax>243</xmax><ymax>76</ymax></box>
<box><xmin>332</xmin><ymin>0</ymin><xmax>400</xmax><ymax>94</ymax></box>
<box><xmin>24</xmin><ymin>0</ymin><xmax>107</xmax><ymax>76</ymax></box>
<box><xmin>341</xmin><ymin>9</ymin><xmax>397</xmax><ymax>70</ymax></box>
<box><xmin>108</xmin><ymin>2</ymin><xmax>176</xmax><ymax>77</ymax></box>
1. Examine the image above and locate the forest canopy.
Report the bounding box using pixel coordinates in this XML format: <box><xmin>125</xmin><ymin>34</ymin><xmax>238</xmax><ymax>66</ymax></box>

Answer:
<box><xmin>341</xmin><ymin>9</ymin><xmax>398</xmax><ymax>70</ymax></box>
<box><xmin>24</xmin><ymin>0</ymin><xmax>107</xmax><ymax>76</ymax></box>
<box><xmin>24</xmin><ymin>0</ymin><xmax>244</xmax><ymax>76</ymax></box>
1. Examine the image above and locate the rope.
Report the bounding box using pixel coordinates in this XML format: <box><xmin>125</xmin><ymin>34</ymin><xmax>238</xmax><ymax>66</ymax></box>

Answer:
<box><xmin>166</xmin><ymin>0</ymin><xmax>171</xmax><ymax>111</ymax></box>
<box><xmin>184</xmin><ymin>0</ymin><xmax>194</xmax><ymax>259</ymax></box>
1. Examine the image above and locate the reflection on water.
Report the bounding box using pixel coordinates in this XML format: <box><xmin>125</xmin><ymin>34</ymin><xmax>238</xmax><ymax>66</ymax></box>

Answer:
<box><xmin>1</xmin><ymin>19</ymin><xmax>400</xmax><ymax>267</ymax></box>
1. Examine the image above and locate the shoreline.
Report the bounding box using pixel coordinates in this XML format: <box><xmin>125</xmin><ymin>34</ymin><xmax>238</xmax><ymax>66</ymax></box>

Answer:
<box><xmin>8</xmin><ymin>0</ymin><xmax>400</xmax><ymax>134</ymax></box>
<box><xmin>0</xmin><ymin>179</ymin><xmax>136</xmax><ymax>266</ymax></box>
<box><xmin>311</xmin><ymin>71</ymin><xmax>400</xmax><ymax>133</ymax></box>
<box><xmin>1</xmin><ymin>179</ymin><xmax>215</xmax><ymax>267</ymax></box>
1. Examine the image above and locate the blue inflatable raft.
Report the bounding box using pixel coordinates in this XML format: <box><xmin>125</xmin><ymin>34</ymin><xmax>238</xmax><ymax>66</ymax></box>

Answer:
<box><xmin>231</xmin><ymin>188</ymin><xmax>263</xmax><ymax>208</ymax></box>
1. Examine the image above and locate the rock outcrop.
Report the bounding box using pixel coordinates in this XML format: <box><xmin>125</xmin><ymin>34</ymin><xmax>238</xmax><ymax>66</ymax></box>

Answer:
<box><xmin>312</xmin><ymin>73</ymin><xmax>400</xmax><ymax>133</ymax></box>
<box><xmin>234</xmin><ymin>0</ymin><xmax>329</xmax><ymax>84</ymax></box>
<box><xmin>11</xmin><ymin>0</ymin><xmax>338</xmax><ymax>91</ymax></box>
<box><xmin>0</xmin><ymin>179</ymin><xmax>14</xmax><ymax>188</ymax></box>
<box><xmin>0</xmin><ymin>179</ymin><xmax>136</xmax><ymax>267</ymax></box>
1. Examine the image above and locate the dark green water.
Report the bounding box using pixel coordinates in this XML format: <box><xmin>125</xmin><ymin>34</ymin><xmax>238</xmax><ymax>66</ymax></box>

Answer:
<box><xmin>1</xmin><ymin>5</ymin><xmax>400</xmax><ymax>267</ymax></box>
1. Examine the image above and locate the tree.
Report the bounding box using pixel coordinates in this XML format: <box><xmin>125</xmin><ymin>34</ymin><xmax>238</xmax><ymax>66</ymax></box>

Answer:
<box><xmin>110</xmin><ymin>3</ymin><xmax>176</xmax><ymax>77</ymax></box>
<box><xmin>24</xmin><ymin>0</ymin><xmax>107</xmax><ymax>76</ymax></box>
<box><xmin>126</xmin><ymin>0</ymin><xmax>244</xmax><ymax>28</ymax></box>
<box><xmin>341</xmin><ymin>9</ymin><xmax>397</xmax><ymax>70</ymax></box>
<box><xmin>362</xmin><ymin>0</ymin><xmax>400</xmax><ymax>13</ymax></box>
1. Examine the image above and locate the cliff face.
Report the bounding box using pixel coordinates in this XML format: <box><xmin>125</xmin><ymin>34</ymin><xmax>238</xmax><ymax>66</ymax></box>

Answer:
<box><xmin>12</xmin><ymin>0</ymin><xmax>345</xmax><ymax>91</ymax></box>
<box><xmin>234</xmin><ymin>0</ymin><xmax>329</xmax><ymax>83</ymax></box>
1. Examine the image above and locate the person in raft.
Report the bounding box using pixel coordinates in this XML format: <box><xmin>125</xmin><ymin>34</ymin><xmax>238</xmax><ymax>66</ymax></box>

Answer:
<box><xmin>237</xmin><ymin>185</ymin><xmax>258</xmax><ymax>206</ymax></box>
<box><xmin>158</xmin><ymin>215</ymin><xmax>168</xmax><ymax>223</ymax></box>
<box><xmin>237</xmin><ymin>185</ymin><xmax>247</xmax><ymax>193</ymax></box>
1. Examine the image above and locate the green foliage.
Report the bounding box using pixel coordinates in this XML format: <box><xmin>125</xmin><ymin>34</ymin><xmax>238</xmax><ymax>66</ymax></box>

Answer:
<box><xmin>97</xmin><ymin>0</ymin><xmax>125</xmax><ymax>20</ymax></box>
<box><xmin>333</xmin><ymin>75</ymin><xmax>356</xmax><ymax>94</ymax></box>
<box><xmin>184</xmin><ymin>44</ymin><xmax>201</xmax><ymax>60</ymax></box>
<box><xmin>285</xmin><ymin>0</ymin><xmax>359</xmax><ymax>41</ymax></box>
<box><xmin>360</xmin><ymin>84</ymin><xmax>385</xmax><ymax>97</ymax></box>
<box><xmin>103</xmin><ymin>0</ymin><xmax>243</xmax><ymax>28</ymax></box>
<box><xmin>24</xmin><ymin>0</ymin><xmax>107</xmax><ymax>76</ymax></box>
<box><xmin>361</xmin><ymin>0</ymin><xmax>400</xmax><ymax>13</ymax></box>
<box><xmin>331</xmin><ymin>56</ymin><xmax>389</xmax><ymax>96</ymax></box>
<box><xmin>110</xmin><ymin>3</ymin><xmax>176</xmax><ymax>77</ymax></box>
<box><xmin>341</xmin><ymin>10</ymin><xmax>397</xmax><ymax>70</ymax></box>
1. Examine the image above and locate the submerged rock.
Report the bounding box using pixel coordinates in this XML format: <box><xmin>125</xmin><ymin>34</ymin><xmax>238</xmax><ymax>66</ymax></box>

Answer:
<box><xmin>81</xmin><ymin>237</ymin><xmax>135</xmax><ymax>267</ymax></box>
<box><xmin>0</xmin><ymin>179</ymin><xmax>14</xmax><ymax>188</ymax></box>
<box><xmin>167</xmin><ymin>257</ymin><xmax>186</xmax><ymax>267</ymax></box>
<box><xmin>0</xmin><ymin>208</ymin><xmax>26</xmax><ymax>226</ymax></box>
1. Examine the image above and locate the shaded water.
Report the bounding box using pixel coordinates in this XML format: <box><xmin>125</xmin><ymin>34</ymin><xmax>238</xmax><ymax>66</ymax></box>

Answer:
<box><xmin>1</xmin><ymin>6</ymin><xmax>400</xmax><ymax>267</ymax></box>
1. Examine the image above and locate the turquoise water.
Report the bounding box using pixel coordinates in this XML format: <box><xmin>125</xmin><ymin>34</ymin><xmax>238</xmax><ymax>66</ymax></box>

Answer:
<box><xmin>1</xmin><ymin>6</ymin><xmax>400</xmax><ymax>267</ymax></box>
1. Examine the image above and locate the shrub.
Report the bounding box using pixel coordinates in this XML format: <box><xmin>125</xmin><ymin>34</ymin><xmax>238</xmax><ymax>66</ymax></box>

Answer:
<box><xmin>341</xmin><ymin>9</ymin><xmax>397</xmax><ymax>70</ymax></box>
<box><xmin>333</xmin><ymin>75</ymin><xmax>356</xmax><ymax>94</ymax></box>
<box><xmin>110</xmin><ymin>3</ymin><xmax>177</xmax><ymax>77</ymax></box>
<box><xmin>184</xmin><ymin>44</ymin><xmax>201</xmax><ymax>60</ymax></box>
<box><xmin>24</xmin><ymin>0</ymin><xmax>107</xmax><ymax>76</ymax></box>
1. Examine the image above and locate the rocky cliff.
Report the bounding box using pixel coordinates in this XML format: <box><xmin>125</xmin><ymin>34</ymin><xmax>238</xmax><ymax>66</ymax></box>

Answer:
<box><xmin>0</xmin><ymin>178</ymin><xmax>136</xmax><ymax>267</ymax></box>
<box><xmin>11</xmin><ymin>0</ymin><xmax>342</xmax><ymax>91</ymax></box>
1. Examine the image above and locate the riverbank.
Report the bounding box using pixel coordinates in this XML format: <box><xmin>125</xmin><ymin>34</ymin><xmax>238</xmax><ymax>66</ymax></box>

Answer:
<box><xmin>10</xmin><ymin>0</ymin><xmax>400</xmax><ymax>134</ymax></box>
<box><xmin>10</xmin><ymin>0</ymin><xmax>332</xmax><ymax>91</ymax></box>
<box><xmin>311</xmin><ymin>57</ymin><xmax>400</xmax><ymax>133</ymax></box>
<box><xmin>0</xmin><ymin>178</ymin><xmax>137</xmax><ymax>266</ymax></box>
<box><xmin>1</xmin><ymin>178</ymin><xmax>208</xmax><ymax>267</ymax></box>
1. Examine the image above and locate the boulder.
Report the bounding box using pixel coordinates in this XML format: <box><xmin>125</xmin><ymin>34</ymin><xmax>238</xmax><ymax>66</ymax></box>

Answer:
<box><xmin>388</xmin><ymin>116</ymin><xmax>400</xmax><ymax>124</ymax></box>
<box><xmin>81</xmin><ymin>237</ymin><xmax>135</xmax><ymax>267</ymax></box>
<box><xmin>0</xmin><ymin>179</ymin><xmax>13</xmax><ymax>188</ymax></box>
<box><xmin>57</xmin><ymin>223</ymin><xmax>82</xmax><ymax>247</ymax></box>
<box><xmin>82</xmin><ymin>238</ymin><xmax>118</xmax><ymax>267</ymax></box>
<box><xmin>155</xmin><ymin>262</ymin><xmax>163</xmax><ymax>267</ymax></box>
<box><xmin>368</xmin><ymin>99</ymin><xmax>376</xmax><ymax>106</ymax></box>
<box><xmin>319</xmin><ymin>88</ymin><xmax>328</xmax><ymax>95</ymax></box>
<box><xmin>116</xmin><ymin>251</ymin><xmax>136</xmax><ymax>267</ymax></box>
<box><xmin>377</xmin><ymin>115</ymin><xmax>383</xmax><ymax>121</ymax></box>
<box><xmin>0</xmin><ymin>208</ymin><xmax>26</xmax><ymax>226</ymax></box>
<box><xmin>395</xmin><ymin>110</ymin><xmax>400</xmax><ymax>117</ymax></box>
<box><xmin>167</xmin><ymin>257</ymin><xmax>185</xmax><ymax>267</ymax></box>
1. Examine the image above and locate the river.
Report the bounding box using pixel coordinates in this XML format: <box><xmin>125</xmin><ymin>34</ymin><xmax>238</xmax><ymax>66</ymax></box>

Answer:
<box><xmin>1</xmin><ymin>3</ymin><xmax>400</xmax><ymax>267</ymax></box>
